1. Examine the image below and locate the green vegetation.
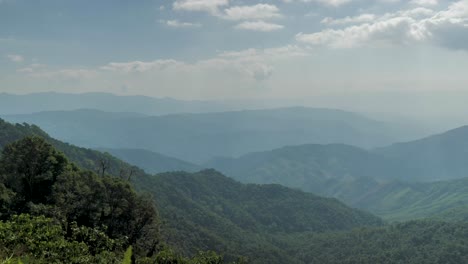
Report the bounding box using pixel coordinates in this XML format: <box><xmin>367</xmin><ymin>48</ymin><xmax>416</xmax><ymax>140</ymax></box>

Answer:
<box><xmin>4</xmin><ymin>118</ymin><xmax>468</xmax><ymax>263</ymax></box>
<box><xmin>0</xmin><ymin>136</ymin><xmax>161</xmax><ymax>262</ymax></box>
<box><xmin>146</xmin><ymin>170</ymin><xmax>382</xmax><ymax>263</ymax></box>
<box><xmin>289</xmin><ymin>220</ymin><xmax>468</xmax><ymax>264</ymax></box>
<box><xmin>206</xmin><ymin>142</ymin><xmax>468</xmax><ymax>221</ymax></box>
<box><xmin>205</xmin><ymin>143</ymin><xmax>414</xmax><ymax>195</ymax></box>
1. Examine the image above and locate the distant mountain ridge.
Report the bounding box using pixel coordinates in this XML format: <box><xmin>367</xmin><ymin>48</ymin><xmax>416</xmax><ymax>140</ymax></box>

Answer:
<box><xmin>375</xmin><ymin>125</ymin><xmax>468</xmax><ymax>181</ymax></box>
<box><xmin>98</xmin><ymin>148</ymin><xmax>201</xmax><ymax>174</ymax></box>
<box><xmin>205</xmin><ymin>143</ymin><xmax>413</xmax><ymax>192</ymax></box>
<box><xmin>0</xmin><ymin>92</ymin><xmax>236</xmax><ymax>115</ymax></box>
<box><xmin>206</xmin><ymin>127</ymin><xmax>468</xmax><ymax>221</ymax></box>
<box><xmin>2</xmin><ymin>107</ymin><xmax>402</xmax><ymax>163</ymax></box>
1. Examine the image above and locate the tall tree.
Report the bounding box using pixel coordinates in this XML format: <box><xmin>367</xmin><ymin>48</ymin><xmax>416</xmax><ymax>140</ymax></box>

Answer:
<box><xmin>0</xmin><ymin>136</ymin><xmax>69</xmax><ymax>210</ymax></box>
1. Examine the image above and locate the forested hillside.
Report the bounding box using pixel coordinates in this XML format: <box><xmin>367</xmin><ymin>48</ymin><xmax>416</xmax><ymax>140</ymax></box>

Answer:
<box><xmin>0</xmin><ymin>137</ymin><xmax>162</xmax><ymax>262</ymax></box>
<box><xmin>205</xmin><ymin>143</ymin><xmax>416</xmax><ymax>193</ymax></box>
<box><xmin>0</xmin><ymin>119</ymin><xmax>381</xmax><ymax>263</ymax></box>
<box><xmin>4</xmin><ymin>119</ymin><xmax>468</xmax><ymax>263</ymax></box>
<box><xmin>145</xmin><ymin>170</ymin><xmax>382</xmax><ymax>263</ymax></box>
<box><xmin>206</xmin><ymin>142</ymin><xmax>468</xmax><ymax>221</ymax></box>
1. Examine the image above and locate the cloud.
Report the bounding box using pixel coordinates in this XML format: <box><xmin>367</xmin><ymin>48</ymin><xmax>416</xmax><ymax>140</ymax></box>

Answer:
<box><xmin>281</xmin><ymin>0</ymin><xmax>352</xmax><ymax>7</ymax></box>
<box><xmin>410</xmin><ymin>0</ymin><xmax>438</xmax><ymax>6</ymax></box>
<box><xmin>6</xmin><ymin>54</ymin><xmax>24</xmax><ymax>63</ymax></box>
<box><xmin>100</xmin><ymin>45</ymin><xmax>308</xmax><ymax>81</ymax></box>
<box><xmin>100</xmin><ymin>60</ymin><xmax>182</xmax><ymax>73</ymax></box>
<box><xmin>222</xmin><ymin>4</ymin><xmax>281</xmax><ymax>20</ymax></box>
<box><xmin>173</xmin><ymin>0</ymin><xmax>228</xmax><ymax>15</ymax></box>
<box><xmin>36</xmin><ymin>69</ymin><xmax>97</xmax><ymax>79</ymax></box>
<box><xmin>18</xmin><ymin>64</ymin><xmax>96</xmax><ymax>79</ymax></box>
<box><xmin>297</xmin><ymin>16</ymin><xmax>422</xmax><ymax>48</ymax></box>
<box><xmin>296</xmin><ymin>0</ymin><xmax>468</xmax><ymax>50</ymax></box>
<box><xmin>17</xmin><ymin>63</ymin><xmax>45</xmax><ymax>73</ymax></box>
<box><xmin>321</xmin><ymin>14</ymin><xmax>376</xmax><ymax>25</ymax></box>
<box><xmin>234</xmin><ymin>21</ymin><xmax>284</xmax><ymax>32</ymax></box>
<box><xmin>162</xmin><ymin>19</ymin><xmax>201</xmax><ymax>28</ymax></box>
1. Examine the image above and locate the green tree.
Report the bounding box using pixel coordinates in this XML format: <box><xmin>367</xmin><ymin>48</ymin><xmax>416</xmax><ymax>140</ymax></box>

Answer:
<box><xmin>0</xmin><ymin>136</ymin><xmax>69</xmax><ymax>212</ymax></box>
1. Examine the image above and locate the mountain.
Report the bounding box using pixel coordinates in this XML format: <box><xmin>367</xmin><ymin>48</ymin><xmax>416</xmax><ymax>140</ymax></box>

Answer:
<box><xmin>292</xmin><ymin>220</ymin><xmax>468</xmax><ymax>264</ymax></box>
<box><xmin>0</xmin><ymin>118</ymin><xmax>383</xmax><ymax>263</ymax></box>
<box><xmin>205</xmin><ymin>142</ymin><xmax>468</xmax><ymax>221</ymax></box>
<box><xmin>2</xmin><ymin>107</ymin><xmax>402</xmax><ymax>163</ymax></box>
<box><xmin>205</xmin><ymin>143</ymin><xmax>417</xmax><ymax>198</ymax></box>
<box><xmin>5</xmin><ymin>118</ymin><xmax>468</xmax><ymax>263</ymax></box>
<box><xmin>375</xmin><ymin>125</ymin><xmax>468</xmax><ymax>181</ymax></box>
<box><xmin>352</xmin><ymin>177</ymin><xmax>468</xmax><ymax>221</ymax></box>
<box><xmin>0</xmin><ymin>92</ymin><xmax>235</xmax><ymax>115</ymax></box>
<box><xmin>146</xmin><ymin>169</ymin><xmax>383</xmax><ymax>263</ymax></box>
<box><xmin>98</xmin><ymin>148</ymin><xmax>200</xmax><ymax>174</ymax></box>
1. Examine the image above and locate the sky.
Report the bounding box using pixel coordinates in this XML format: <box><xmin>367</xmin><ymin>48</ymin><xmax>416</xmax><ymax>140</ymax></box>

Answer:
<box><xmin>1</xmin><ymin>0</ymin><xmax>468</xmax><ymax>119</ymax></box>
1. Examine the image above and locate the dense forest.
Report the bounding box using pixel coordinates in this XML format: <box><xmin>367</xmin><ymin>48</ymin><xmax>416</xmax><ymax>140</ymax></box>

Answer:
<box><xmin>3</xmin><ymin>118</ymin><xmax>468</xmax><ymax>263</ymax></box>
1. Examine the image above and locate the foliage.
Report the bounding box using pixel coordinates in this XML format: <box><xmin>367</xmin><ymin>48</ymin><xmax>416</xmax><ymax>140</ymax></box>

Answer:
<box><xmin>0</xmin><ymin>136</ymin><xmax>160</xmax><ymax>260</ymax></box>
<box><xmin>144</xmin><ymin>169</ymin><xmax>382</xmax><ymax>263</ymax></box>
<box><xmin>290</xmin><ymin>220</ymin><xmax>468</xmax><ymax>264</ymax></box>
<box><xmin>0</xmin><ymin>214</ymin><xmax>119</xmax><ymax>263</ymax></box>
<box><xmin>0</xmin><ymin>136</ymin><xmax>69</xmax><ymax>210</ymax></box>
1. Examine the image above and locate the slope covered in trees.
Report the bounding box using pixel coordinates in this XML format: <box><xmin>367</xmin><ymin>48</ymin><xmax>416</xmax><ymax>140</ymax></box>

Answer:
<box><xmin>289</xmin><ymin>220</ymin><xmax>468</xmax><ymax>264</ymax></box>
<box><xmin>0</xmin><ymin>119</ymin><xmax>382</xmax><ymax>263</ymax></box>
<box><xmin>144</xmin><ymin>169</ymin><xmax>382</xmax><ymax>263</ymax></box>
<box><xmin>0</xmin><ymin>136</ymin><xmax>161</xmax><ymax>262</ymax></box>
<box><xmin>4</xmin><ymin>119</ymin><xmax>468</xmax><ymax>263</ymax></box>
<box><xmin>205</xmin><ymin>143</ymin><xmax>416</xmax><ymax>194</ymax></box>
<box><xmin>205</xmin><ymin>142</ymin><xmax>468</xmax><ymax>221</ymax></box>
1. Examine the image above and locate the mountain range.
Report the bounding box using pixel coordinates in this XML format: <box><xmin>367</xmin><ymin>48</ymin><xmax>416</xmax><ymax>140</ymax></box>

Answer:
<box><xmin>2</xmin><ymin>107</ymin><xmax>405</xmax><ymax>163</ymax></box>
<box><xmin>0</xmin><ymin>118</ymin><xmax>383</xmax><ymax>263</ymax></box>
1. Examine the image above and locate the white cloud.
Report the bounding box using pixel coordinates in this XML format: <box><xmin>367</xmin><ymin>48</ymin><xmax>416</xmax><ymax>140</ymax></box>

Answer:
<box><xmin>234</xmin><ymin>21</ymin><xmax>284</xmax><ymax>32</ymax></box>
<box><xmin>281</xmin><ymin>0</ymin><xmax>352</xmax><ymax>7</ymax></box>
<box><xmin>173</xmin><ymin>0</ymin><xmax>228</xmax><ymax>15</ymax></box>
<box><xmin>17</xmin><ymin>63</ymin><xmax>45</xmax><ymax>73</ymax></box>
<box><xmin>321</xmin><ymin>14</ymin><xmax>376</xmax><ymax>25</ymax></box>
<box><xmin>296</xmin><ymin>1</ymin><xmax>468</xmax><ymax>49</ymax></box>
<box><xmin>410</xmin><ymin>0</ymin><xmax>438</xmax><ymax>6</ymax></box>
<box><xmin>100</xmin><ymin>60</ymin><xmax>183</xmax><ymax>73</ymax></box>
<box><xmin>297</xmin><ymin>16</ymin><xmax>422</xmax><ymax>48</ymax></box>
<box><xmin>222</xmin><ymin>4</ymin><xmax>281</xmax><ymax>20</ymax></box>
<box><xmin>30</xmin><ymin>69</ymin><xmax>96</xmax><ymax>79</ymax></box>
<box><xmin>18</xmin><ymin>64</ymin><xmax>96</xmax><ymax>79</ymax></box>
<box><xmin>6</xmin><ymin>54</ymin><xmax>24</xmax><ymax>63</ymax></box>
<box><xmin>100</xmin><ymin>45</ymin><xmax>308</xmax><ymax>81</ymax></box>
<box><xmin>163</xmin><ymin>19</ymin><xmax>201</xmax><ymax>28</ymax></box>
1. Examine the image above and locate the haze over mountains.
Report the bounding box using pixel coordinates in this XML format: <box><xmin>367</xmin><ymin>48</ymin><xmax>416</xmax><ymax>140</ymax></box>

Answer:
<box><xmin>3</xmin><ymin>106</ymin><xmax>410</xmax><ymax>163</ymax></box>
<box><xmin>0</xmin><ymin>118</ymin><xmax>383</xmax><ymax>263</ymax></box>
<box><xmin>0</xmin><ymin>92</ymin><xmax>235</xmax><ymax>115</ymax></box>
<box><xmin>4</xmin><ymin>91</ymin><xmax>468</xmax><ymax>261</ymax></box>
<box><xmin>205</xmin><ymin>125</ymin><xmax>468</xmax><ymax>221</ymax></box>
<box><xmin>99</xmin><ymin>148</ymin><xmax>201</xmax><ymax>174</ymax></box>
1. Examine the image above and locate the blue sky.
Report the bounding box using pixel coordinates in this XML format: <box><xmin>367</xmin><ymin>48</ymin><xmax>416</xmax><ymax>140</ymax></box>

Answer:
<box><xmin>1</xmin><ymin>0</ymin><xmax>468</xmax><ymax>116</ymax></box>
